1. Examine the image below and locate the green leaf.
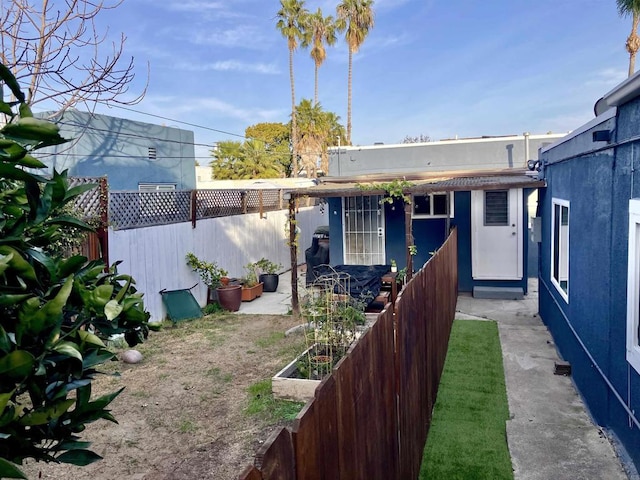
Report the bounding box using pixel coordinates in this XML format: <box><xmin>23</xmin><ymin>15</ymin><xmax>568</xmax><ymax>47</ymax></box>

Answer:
<box><xmin>76</xmin><ymin>384</ymin><xmax>91</xmax><ymax>409</ymax></box>
<box><xmin>19</xmin><ymin>398</ymin><xmax>75</xmax><ymax>426</ymax></box>
<box><xmin>92</xmin><ymin>285</ymin><xmax>114</xmax><ymax>308</ymax></box>
<box><xmin>27</xmin><ymin>248</ymin><xmax>57</xmax><ymax>281</ymax></box>
<box><xmin>0</xmin><ymin>64</ymin><xmax>25</xmax><ymax>103</ymax></box>
<box><xmin>53</xmin><ymin>342</ymin><xmax>83</xmax><ymax>362</ymax></box>
<box><xmin>104</xmin><ymin>300</ymin><xmax>123</xmax><ymax>321</ymax></box>
<box><xmin>0</xmin><ymin>389</ymin><xmax>14</xmax><ymax>416</ymax></box>
<box><xmin>0</xmin><ymin>294</ymin><xmax>32</xmax><ymax>308</ymax></box>
<box><xmin>0</xmin><ymin>350</ymin><xmax>35</xmax><ymax>379</ymax></box>
<box><xmin>82</xmin><ymin>350</ymin><xmax>115</xmax><ymax>369</ymax></box>
<box><xmin>0</xmin><ymin>163</ymin><xmax>48</xmax><ymax>183</ymax></box>
<box><xmin>76</xmin><ymin>387</ymin><xmax>124</xmax><ymax>416</ymax></box>
<box><xmin>0</xmin><ymin>246</ymin><xmax>36</xmax><ymax>282</ymax></box>
<box><xmin>56</xmin><ymin>440</ymin><xmax>92</xmax><ymax>451</ymax></box>
<box><xmin>45</xmin><ymin>215</ymin><xmax>93</xmax><ymax>231</ymax></box>
<box><xmin>18</xmin><ymin>103</ymin><xmax>32</xmax><ymax>118</ymax></box>
<box><xmin>77</xmin><ymin>330</ymin><xmax>106</xmax><ymax>348</ymax></box>
<box><xmin>59</xmin><ymin>255</ymin><xmax>87</xmax><ymax>278</ymax></box>
<box><xmin>56</xmin><ymin>449</ymin><xmax>102</xmax><ymax>466</ymax></box>
<box><xmin>2</xmin><ymin>117</ymin><xmax>63</xmax><ymax>143</ymax></box>
<box><xmin>64</xmin><ymin>183</ymin><xmax>98</xmax><ymax>202</ymax></box>
<box><xmin>15</xmin><ymin>154</ymin><xmax>46</xmax><ymax>168</ymax></box>
<box><xmin>0</xmin><ymin>325</ymin><xmax>12</xmax><ymax>352</ymax></box>
<box><xmin>24</xmin><ymin>276</ymin><xmax>74</xmax><ymax>334</ymax></box>
<box><xmin>0</xmin><ymin>142</ymin><xmax>27</xmax><ymax>160</ymax></box>
<box><xmin>0</xmin><ymin>100</ymin><xmax>12</xmax><ymax>116</ymax></box>
<box><xmin>0</xmin><ymin>458</ymin><xmax>27</xmax><ymax>479</ymax></box>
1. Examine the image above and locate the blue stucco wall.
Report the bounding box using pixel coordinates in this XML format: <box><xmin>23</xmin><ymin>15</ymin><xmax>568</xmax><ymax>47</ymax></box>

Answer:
<box><xmin>539</xmin><ymin>104</ymin><xmax>640</xmax><ymax>468</ymax></box>
<box><xmin>326</xmin><ymin>191</ymin><xmax>529</xmax><ymax>293</ymax></box>
<box><xmin>36</xmin><ymin>110</ymin><xmax>196</xmax><ymax>191</ymax></box>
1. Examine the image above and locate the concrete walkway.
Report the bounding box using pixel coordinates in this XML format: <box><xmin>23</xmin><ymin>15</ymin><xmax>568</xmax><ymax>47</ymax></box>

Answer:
<box><xmin>456</xmin><ymin>280</ymin><xmax>629</xmax><ymax>480</ymax></box>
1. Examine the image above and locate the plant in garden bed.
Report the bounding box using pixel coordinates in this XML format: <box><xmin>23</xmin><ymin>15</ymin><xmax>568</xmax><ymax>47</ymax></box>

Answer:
<box><xmin>295</xmin><ymin>274</ymin><xmax>367</xmax><ymax>381</ymax></box>
<box><xmin>241</xmin><ymin>262</ymin><xmax>263</xmax><ymax>301</ymax></box>
<box><xmin>0</xmin><ymin>63</ymin><xmax>151</xmax><ymax>479</ymax></box>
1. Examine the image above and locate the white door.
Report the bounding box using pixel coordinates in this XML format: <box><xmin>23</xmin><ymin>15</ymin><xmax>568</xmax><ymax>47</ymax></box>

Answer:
<box><xmin>471</xmin><ymin>189</ymin><xmax>523</xmax><ymax>280</ymax></box>
<box><xmin>342</xmin><ymin>195</ymin><xmax>385</xmax><ymax>265</ymax></box>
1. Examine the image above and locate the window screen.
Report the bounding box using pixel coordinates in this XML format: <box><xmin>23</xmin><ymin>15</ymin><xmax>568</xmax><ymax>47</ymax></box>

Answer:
<box><xmin>484</xmin><ymin>191</ymin><xmax>508</xmax><ymax>226</ymax></box>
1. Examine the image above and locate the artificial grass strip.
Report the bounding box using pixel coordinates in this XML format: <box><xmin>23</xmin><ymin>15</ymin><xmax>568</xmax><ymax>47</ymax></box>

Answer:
<box><xmin>419</xmin><ymin>320</ymin><xmax>513</xmax><ymax>480</ymax></box>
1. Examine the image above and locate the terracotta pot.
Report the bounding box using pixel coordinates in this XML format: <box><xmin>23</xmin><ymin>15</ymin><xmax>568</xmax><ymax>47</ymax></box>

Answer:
<box><xmin>241</xmin><ymin>282</ymin><xmax>263</xmax><ymax>302</ymax></box>
<box><xmin>216</xmin><ymin>285</ymin><xmax>242</xmax><ymax>311</ymax></box>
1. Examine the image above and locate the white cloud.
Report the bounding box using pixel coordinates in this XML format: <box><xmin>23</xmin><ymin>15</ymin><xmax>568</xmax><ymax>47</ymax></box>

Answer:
<box><xmin>180</xmin><ymin>60</ymin><xmax>279</xmax><ymax>74</ymax></box>
<box><xmin>584</xmin><ymin>68</ymin><xmax>626</xmax><ymax>89</ymax></box>
<box><xmin>191</xmin><ymin>25</ymin><xmax>269</xmax><ymax>49</ymax></box>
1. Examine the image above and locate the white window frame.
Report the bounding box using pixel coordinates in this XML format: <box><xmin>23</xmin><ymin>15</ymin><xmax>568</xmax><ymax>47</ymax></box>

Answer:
<box><xmin>412</xmin><ymin>192</ymin><xmax>454</xmax><ymax>219</ymax></box>
<box><xmin>627</xmin><ymin>199</ymin><xmax>640</xmax><ymax>373</ymax></box>
<box><xmin>551</xmin><ymin>198</ymin><xmax>570</xmax><ymax>303</ymax></box>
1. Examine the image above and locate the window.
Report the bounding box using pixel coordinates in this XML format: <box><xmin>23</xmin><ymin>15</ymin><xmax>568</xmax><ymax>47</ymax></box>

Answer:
<box><xmin>343</xmin><ymin>196</ymin><xmax>385</xmax><ymax>265</ymax></box>
<box><xmin>627</xmin><ymin>199</ymin><xmax>640</xmax><ymax>372</ymax></box>
<box><xmin>551</xmin><ymin>198</ymin><xmax>569</xmax><ymax>302</ymax></box>
<box><xmin>412</xmin><ymin>192</ymin><xmax>454</xmax><ymax>218</ymax></box>
<box><xmin>484</xmin><ymin>190</ymin><xmax>509</xmax><ymax>226</ymax></box>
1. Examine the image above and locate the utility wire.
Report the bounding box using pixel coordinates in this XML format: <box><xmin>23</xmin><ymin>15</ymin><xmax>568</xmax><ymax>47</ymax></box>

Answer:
<box><xmin>110</xmin><ymin>105</ymin><xmax>248</xmax><ymax>139</ymax></box>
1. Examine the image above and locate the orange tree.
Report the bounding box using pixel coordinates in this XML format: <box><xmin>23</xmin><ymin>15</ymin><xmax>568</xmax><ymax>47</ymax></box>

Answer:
<box><xmin>0</xmin><ymin>64</ymin><xmax>150</xmax><ymax>478</ymax></box>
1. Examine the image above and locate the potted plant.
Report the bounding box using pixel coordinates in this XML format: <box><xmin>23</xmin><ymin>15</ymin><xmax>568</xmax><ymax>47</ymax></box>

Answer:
<box><xmin>255</xmin><ymin>257</ymin><xmax>282</xmax><ymax>292</ymax></box>
<box><xmin>390</xmin><ymin>259</ymin><xmax>397</xmax><ymax>273</ymax></box>
<box><xmin>241</xmin><ymin>262</ymin><xmax>263</xmax><ymax>301</ymax></box>
<box><xmin>186</xmin><ymin>253</ymin><xmax>241</xmax><ymax>311</ymax></box>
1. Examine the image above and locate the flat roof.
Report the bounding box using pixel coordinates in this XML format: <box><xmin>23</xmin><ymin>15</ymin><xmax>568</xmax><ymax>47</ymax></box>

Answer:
<box><xmin>290</xmin><ymin>168</ymin><xmax>544</xmax><ymax>198</ymax></box>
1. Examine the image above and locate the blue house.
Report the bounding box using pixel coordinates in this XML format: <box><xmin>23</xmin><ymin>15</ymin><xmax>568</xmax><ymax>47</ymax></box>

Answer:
<box><xmin>299</xmin><ymin>133</ymin><xmax>563</xmax><ymax>296</ymax></box>
<box><xmin>537</xmin><ymin>72</ymin><xmax>640</xmax><ymax>469</ymax></box>
<box><xmin>35</xmin><ymin>110</ymin><xmax>196</xmax><ymax>191</ymax></box>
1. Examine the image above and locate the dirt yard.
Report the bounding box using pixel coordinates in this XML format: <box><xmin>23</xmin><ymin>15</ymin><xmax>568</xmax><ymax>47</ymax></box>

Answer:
<box><xmin>22</xmin><ymin>313</ymin><xmax>306</xmax><ymax>480</ymax></box>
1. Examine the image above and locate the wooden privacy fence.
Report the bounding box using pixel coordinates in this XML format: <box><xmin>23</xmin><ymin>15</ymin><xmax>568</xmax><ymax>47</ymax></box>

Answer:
<box><xmin>239</xmin><ymin>228</ymin><xmax>459</xmax><ymax>480</ymax></box>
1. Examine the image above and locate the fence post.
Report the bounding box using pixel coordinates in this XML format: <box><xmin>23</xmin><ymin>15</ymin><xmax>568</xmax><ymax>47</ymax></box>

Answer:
<box><xmin>241</xmin><ymin>191</ymin><xmax>248</xmax><ymax>214</ymax></box>
<box><xmin>288</xmin><ymin>196</ymin><xmax>299</xmax><ymax>320</ymax></box>
<box><xmin>259</xmin><ymin>190</ymin><xmax>264</xmax><ymax>219</ymax></box>
<box><xmin>98</xmin><ymin>177</ymin><xmax>109</xmax><ymax>266</ymax></box>
<box><xmin>191</xmin><ymin>190</ymin><xmax>197</xmax><ymax>228</ymax></box>
<box><xmin>405</xmin><ymin>201</ymin><xmax>413</xmax><ymax>281</ymax></box>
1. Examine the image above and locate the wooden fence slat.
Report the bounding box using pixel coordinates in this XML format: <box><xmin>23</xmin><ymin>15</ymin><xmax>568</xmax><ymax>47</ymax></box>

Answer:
<box><xmin>313</xmin><ymin>375</ymin><xmax>340</xmax><ymax>479</ymax></box>
<box><xmin>336</xmin><ymin>353</ymin><xmax>357</xmax><ymax>480</ymax></box>
<box><xmin>292</xmin><ymin>401</ymin><xmax>320</xmax><ymax>480</ymax></box>
<box><xmin>255</xmin><ymin>427</ymin><xmax>295</xmax><ymax>480</ymax></box>
<box><xmin>238</xmin><ymin>464</ymin><xmax>262</xmax><ymax>480</ymax></box>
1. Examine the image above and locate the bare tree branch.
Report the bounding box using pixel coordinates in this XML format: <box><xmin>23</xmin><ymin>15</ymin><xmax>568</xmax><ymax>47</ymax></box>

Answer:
<box><xmin>0</xmin><ymin>0</ymin><xmax>148</xmax><ymax>114</ymax></box>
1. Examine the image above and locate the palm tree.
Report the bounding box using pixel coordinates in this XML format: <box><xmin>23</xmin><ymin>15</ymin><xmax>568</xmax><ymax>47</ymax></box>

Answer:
<box><xmin>336</xmin><ymin>0</ymin><xmax>374</xmax><ymax>145</ymax></box>
<box><xmin>618</xmin><ymin>0</ymin><xmax>640</xmax><ymax>77</ymax></box>
<box><xmin>276</xmin><ymin>0</ymin><xmax>308</xmax><ymax>177</ymax></box>
<box><xmin>302</xmin><ymin>8</ymin><xmax>338</xmax><ymax>105</ymax></box>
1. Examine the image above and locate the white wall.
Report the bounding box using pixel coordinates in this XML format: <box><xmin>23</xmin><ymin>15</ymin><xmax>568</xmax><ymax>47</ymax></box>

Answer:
<box><xmin>108</xmin><ymin>206</ymin><xmax>327</xmax><ymax>323</ymax></box>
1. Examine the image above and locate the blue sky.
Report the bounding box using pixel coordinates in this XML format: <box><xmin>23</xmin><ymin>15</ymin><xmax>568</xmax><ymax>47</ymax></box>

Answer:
<box><xmin>88</xmin><ymin>0</ymin><xmax>631</xmax><ymax>161</ymax></box>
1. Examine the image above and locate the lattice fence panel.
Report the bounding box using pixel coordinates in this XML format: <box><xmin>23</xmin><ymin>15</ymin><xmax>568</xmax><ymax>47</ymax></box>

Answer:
<box><xmin>68</xmin><ymin>177</ymin><xmax>105</xmax><ymax>221</ymax></box>
<box><xmin>245</xmin><ymin>190</ymin><xmax>282</xmax><ymax>213</ymax></box>
<box><xmin>110</xmin><ymin>191</ymin><xmax>191</xmax><ymax>229</ymax></box>
<box><xmin>195</xmin><ymin>190</ymin><xmax>246</xmax><ymax>219</ymax></box>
